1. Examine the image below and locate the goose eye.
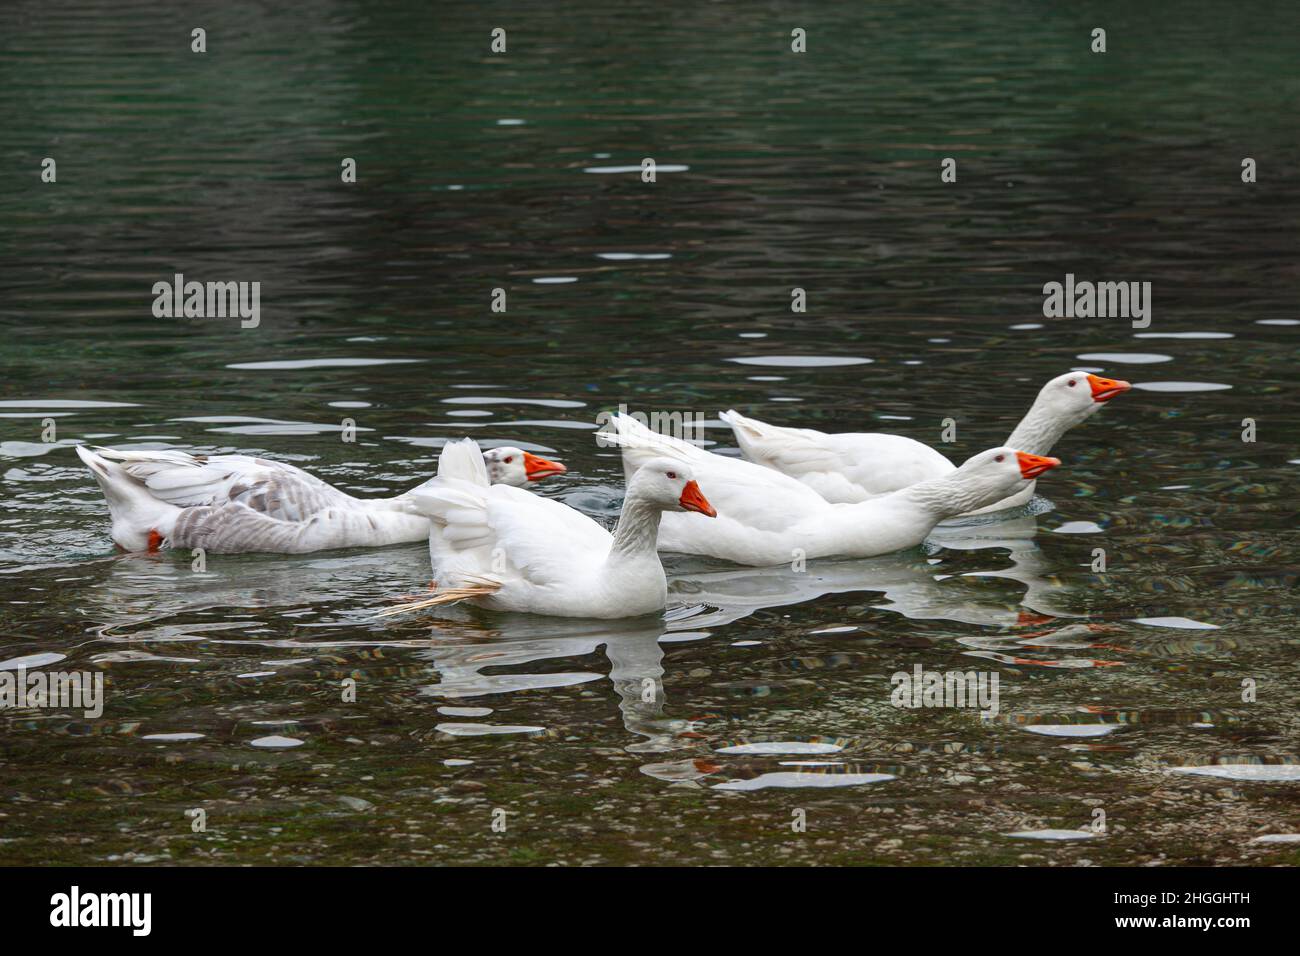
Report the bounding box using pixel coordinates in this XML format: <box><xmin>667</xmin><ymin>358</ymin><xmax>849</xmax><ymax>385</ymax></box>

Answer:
<box><xmin>666</xmin><ymin>471</ymin><xmax>677</xmax><ymax>479</ymax></box>
<box><xmin>995</xmin><ymin>454</ymin><xmax>1005</xmax><ymax>462</ymax></box>
<box><xmin>504</xmin><ymin>456</ymin><xmax>513</xmax><ymax>464</ymax></box>
<box><xmin>1067</xmin><ymin>380</ymin><xmax>1076</xmax><ymax>387</ymax></box>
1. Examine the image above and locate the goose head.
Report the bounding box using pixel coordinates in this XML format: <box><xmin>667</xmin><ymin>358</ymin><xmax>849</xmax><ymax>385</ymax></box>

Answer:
<box><xmin>630</xmin><ymin>457</ymin><xmax>717</xmax><ymax>517</ymax></box>
<box><xmin>482</xmin><ymin>447</ymin><xmax>567</xmax><ymax>487</ymax></box>
<box><xmin>949</xmin><ymin>446</ymin><xmax>1061</xmax><ymax>508</ymax></box>
<box><xmin>1035</xmin><ymin>371</ymin><xmax>1132</xmax><ymax>426</ymax></box>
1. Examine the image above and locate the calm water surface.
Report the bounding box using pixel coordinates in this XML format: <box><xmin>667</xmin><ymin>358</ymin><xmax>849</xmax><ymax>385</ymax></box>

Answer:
<box><xmin>1</xmin><ymin>1</ymin><xmax>1298</xmax><ymax>865</ymax></box>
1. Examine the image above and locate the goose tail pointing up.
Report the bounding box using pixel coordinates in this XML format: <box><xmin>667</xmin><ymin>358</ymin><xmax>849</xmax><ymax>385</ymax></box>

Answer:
<box><xmin>435</xmin><ymin>437</ymin><xmax>490</xmax><ymax>486</ymax></box>
<box><xmin>718</xmin><ymin>408</ymin><xmax>824</xmax><ymax>468</ymax></box>
<box><xmin>600</xmin><ymin>412</ymin><xmax>707</xmax><ymax>484</ymax></box>
<box><xmin>718</xmin><ymin>408</ymin><xmax>782</xmax><ymax>441</ymax></box>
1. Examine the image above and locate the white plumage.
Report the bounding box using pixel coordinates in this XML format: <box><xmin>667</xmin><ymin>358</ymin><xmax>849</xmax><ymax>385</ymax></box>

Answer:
<box><xmin>605</xmin><ymin>413</ymin><xmax>1059</xmax><ymax>567</ymax></box>
<box><xmin>397</xmin><ymin>439</ymin><xmax>716</xmax><ymax>618</ymax></box>
<box><xmin>720</xmin><ymin>371</ymin><xmax>1129</xmax><ymax>510</ymax></box>
<box><xmin>75</xmin><ymin>441</ymin><xmax>564</xmax><ymax>554</ymax></box>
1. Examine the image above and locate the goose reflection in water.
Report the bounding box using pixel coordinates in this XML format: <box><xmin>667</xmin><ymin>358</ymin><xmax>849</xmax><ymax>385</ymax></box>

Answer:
<box><xmin>666</xmin><ymin>508</ymin><xmax>1081</xmax><ymax>630</ymax></box>
<box><xmin>82</xmin><ymin>545</ymin><xmax>435</xmax><ymax>617</ymax></box>
<box><xmin>412</xmin><ymin>616</ymin><xmax>679</xmax><ymax>753</ymax></box>
<box><xmin>80</xmin><ymin>480</ymin><xmax>1082</xmax><ymax>633</ymax></box>
<box><xmin>929</xmin><ymin>510</ymin><xmax>1082</xmax><ymax>621</ymax></box>
<box><xmin>78</xmin><ymin>506</ymin><xmax>1097</xmax><ymax>756</ymax></box>
<box><xmin>408</xmin><ymin>521</ymin><xmax>1096</xmax><ymax>754</ymax></box>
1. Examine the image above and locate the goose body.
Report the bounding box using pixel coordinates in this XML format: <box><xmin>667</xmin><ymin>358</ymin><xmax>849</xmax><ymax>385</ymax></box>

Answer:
<box><xmin>400</xmin><ymin>439</ymin><xmax>716</xmax><ymax>618</ymax></box>
<box><xmin>75</xmin><ymin>443</ymin><xmax>564</xmax><ymax>554</ymax></box>
<box><xmin>607</xmin><ymin>413</ymin><xmax>1058</xmax><ymax>567</ymax></box>
<box><xmin>721</xmin><ymin>372</ymin><xmax>1129</xmax><ymax>509</ymax></box>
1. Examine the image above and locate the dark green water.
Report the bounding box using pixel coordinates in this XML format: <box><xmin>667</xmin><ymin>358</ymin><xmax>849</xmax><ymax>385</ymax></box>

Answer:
<box><xmin>1</xmin><ymin>1</ymin><xmax>1298</xmax><ymax>865</ymax></box>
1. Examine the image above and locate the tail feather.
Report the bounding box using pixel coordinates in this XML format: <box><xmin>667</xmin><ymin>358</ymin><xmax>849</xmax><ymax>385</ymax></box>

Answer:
<box><xmin>600</xmin><ymin>412</ymin><xmax>707</xmax><ymax>485</ymax></box>
<box><xmin>719</xmin><ymin>408</ymin><xmax>777</xmax><ymax>441</ymax></box>
<box><xmin>75</xmin><ymin>444</ymin><xmax>179</xmax><ymax>549</ymax></box>
<box><xmin>601</xmin><ymin>412</ymin><xmax>706</xmax><ymax>463</ymax></box>
<box><xmin>718</xmin><ymin>408</ymin><xmax>837</xmax><ymax>474</ymax></box>
<box><xmin>76</xmin><ymin>444</ymin><xmax>148</xmax><ymax>510</ymax></box>
<box><xmin>719</xmin><ymin>408</ymin><xmax>803</xmax><ymax>448</ymax></box>
<box><xmin>436</xmin><ymin>438</ymin><xmax>489</xmax><ymax>486</ymax></box>
<box><xmin>375</xmin><ymin>579</ymin><xmax>502</xmax><ymax>617</ymax></box>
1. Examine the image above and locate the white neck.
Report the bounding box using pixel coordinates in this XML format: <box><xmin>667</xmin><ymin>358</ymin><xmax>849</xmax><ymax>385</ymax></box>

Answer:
<box><xmin>609</xmin><ymin>494</ymin><xmax>664</xmax><ymax>561</ymax></box>
<box><xmin>1005</xmin><ymin>400</ymin><xmax>1071</xmax><ymax>456</ymax></box>
<box><xmin>898</xmin><ymin>471</ymin><xmax>1011</xmax><ymax>519</ymax></box>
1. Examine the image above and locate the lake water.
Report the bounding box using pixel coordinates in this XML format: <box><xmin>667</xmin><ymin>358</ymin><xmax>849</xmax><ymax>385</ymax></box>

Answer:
<box><xmin>1</xmin><ymin>0</ymin><xmax>1298</xmax><ymax>865</ymax></box>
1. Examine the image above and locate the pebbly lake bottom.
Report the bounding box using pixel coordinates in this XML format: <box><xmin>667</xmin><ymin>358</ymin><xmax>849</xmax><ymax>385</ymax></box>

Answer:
<box><xmin>2</xmin><ymin>496</ymin><xmax>1298</xmax><ymax>867</ymax></box>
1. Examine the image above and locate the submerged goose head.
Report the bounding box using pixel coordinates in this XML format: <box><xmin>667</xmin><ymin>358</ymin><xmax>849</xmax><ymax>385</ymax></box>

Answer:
<box><xmin>629</xmin><ymin>457</ymin><xmax>717</xmax><ymax>517</ymax></box>
<box><xmin>482</xmin><ymin>447</ymin><xmax>567</xmax><ymax>487</ymax></box>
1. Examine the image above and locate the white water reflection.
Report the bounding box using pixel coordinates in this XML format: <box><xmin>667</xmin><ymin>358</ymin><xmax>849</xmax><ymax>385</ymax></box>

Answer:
<box><xmin>715</xmin><ymin>739</ymin><xmax>846</xmax><ymax>755</ymax></box>
<box><xmin>1019</xmin><ymin>724</ymin><xmax>1117</xmax><ymax>738</ymax></box>
<box><xmin>726</xmin><ymin>355</ymin><xmax>872</xmax><ymax>367</ymax></box>
<box><xmin>713</xmin><ymin>770</ymin><xmax>895</xmax><ymax>791</ymax></box>
<box><xmin>1169</xmin><ymin>762</ymin><xmax>1300</xmax><ymax>781</ymax></box>
<box><xmin>1004</xmin><ymin>829</ymin><xmax>1096</xmax><ymax>841</ymax></box>
<box><xmin>226</xmin><ymin>358</ymin><xmax>423</xmax><ymax>370</ymax></box>
<box><xmin>435</xmin><ymin>723</ymin><xmax>546</xmax><ymax>737</ymax></box>
<box><xmin>1132</xmin><ymin>616</ymin><xmax>1220</xmax><ymax>629</ymax></box>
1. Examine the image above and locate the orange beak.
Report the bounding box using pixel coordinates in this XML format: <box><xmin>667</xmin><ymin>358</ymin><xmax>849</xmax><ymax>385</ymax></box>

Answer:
<box><xmin>522</xmin><ymin>452</ymin><xmax>566</xmax><ymax>480</ymax></box>
<box><xmin>678</xmin><ymin>479</ymin><xmax>716</xmax><ymax>517</ymax></box>
<box><xmin>1016</xmin><ymin>452</ymin><xmax>1060</xmax><ymax>479</ymax></box>
<box><xmin>1086</xmin><ymin>373</ymin><xmax>1131</xmax><ymax>403</ymax></box>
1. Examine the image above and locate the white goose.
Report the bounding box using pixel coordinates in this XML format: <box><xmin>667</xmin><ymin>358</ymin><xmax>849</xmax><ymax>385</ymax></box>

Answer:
<box><xmin>75</xmin><ymin>443</ymin><xmax>565</xmax><ymax>554</ymax></box>
<box><xmin>607</xmin><ymin>413</ymin><xmax>1059</xmax><ymax>567</ymax></box>
<box><xmin>385</xmin><ymin>439</ymin><xmax>716</xmax><ymax>619</ymax></box>
<box><xmin>721</xmin><ymin>371</ymin><xmax>1129</xmax><ymax>509</ymax></box>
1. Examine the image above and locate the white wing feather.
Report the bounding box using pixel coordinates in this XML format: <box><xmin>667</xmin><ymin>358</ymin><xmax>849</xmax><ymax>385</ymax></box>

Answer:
<box><xmin>718</xmin><ymin>411</ymin><xmax>955</xmax><ymax>502</ymax></box>
<box><xmin>407</xmin><ymin>482</ymin><xmax>610</xmax><ymax>589</ymax></box>
<box><xmin>607</xmin><ymin>413</ymin><xmax>829</xmax><ymax>532</ymax></box>
<box><xmin>719</xmin><ymin>409</ymin><xmax>843</xmax><ymax>475</ymax></box>
<box><xmin>435</xmin><ymin>437</ymin><xmax>490</xmax><ymax>486</ymax></box>
<box><xmin>89</xmin><ymin>446</ymin><xmax>352</xmax><ymax>519</ymax></box>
